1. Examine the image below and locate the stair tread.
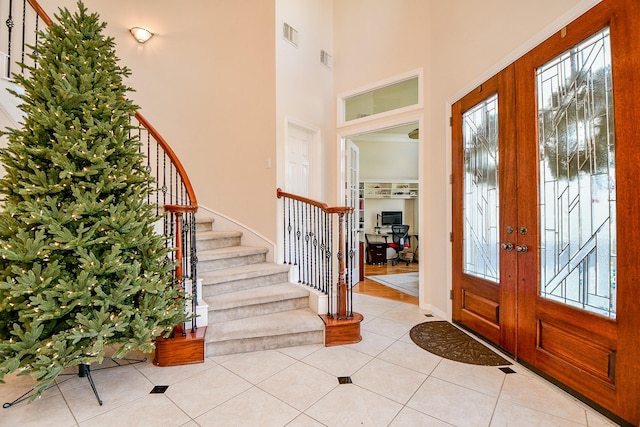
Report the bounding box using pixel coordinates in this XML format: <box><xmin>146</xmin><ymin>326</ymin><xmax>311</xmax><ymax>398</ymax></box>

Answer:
<box><xmin>206</xmin><ymin>309</ymin><xmax>324</xmax><ymax>341</ymax></box>
<box><xmin>206</xmin><ymin>283</ymin><xmax>309</xmax><ymax>310</ymax></box>
<box><xmin>197</xmin><ymin>230</ymin><xmax>242</xmax><ymax>240</ymax></box>
<box><xmin>199</xmin><ymin>262</ymin><xmax>291</xmax><ymax>283</ymax></box>
<box><xmin>196</xmin><ymin>217</ymin><xmax>214</xmax><ymax>224</ymax></box>
<box><xmin>198</xmin><ymin>245</ymin><xmax>268</xmax><ymax>261</ymax></box>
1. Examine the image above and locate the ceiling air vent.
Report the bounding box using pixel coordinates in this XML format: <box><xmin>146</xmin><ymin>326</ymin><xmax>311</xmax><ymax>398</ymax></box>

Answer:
<box><xmin>320</xmin><ymin>50</ymin><xmax>333</xmax><ymax>69</ymax></box>
<box><xmin>283</xmin><ymin>22</ymin><xmax>298</xmax><ymax>46</ymax></box>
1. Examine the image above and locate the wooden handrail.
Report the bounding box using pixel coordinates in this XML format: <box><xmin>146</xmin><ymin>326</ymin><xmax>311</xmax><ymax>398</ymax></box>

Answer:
<box><xmin>135</xmin><ymin>113</ymin><xmax>198</xmax><ymax>208</ymax></box>
<box><xmin>276</xmin><ymin>188</ymin><xmax>352</xmax><ymax>215</ymax></box>
<box><xmin>27</xmin><ymin>0</ymin><xmax>53</xmax><ymax>26</ymax></box>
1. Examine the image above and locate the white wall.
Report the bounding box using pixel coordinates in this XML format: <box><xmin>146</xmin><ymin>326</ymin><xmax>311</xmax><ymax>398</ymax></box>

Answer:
<box><xmin>40</xmin><ymin>0</ymin><xmax>279</xmax><ymax>242</ymax></box>
<box><xmin>355</xmin><ymin>139</ymin><xmax>418</xmax><ymax>181</ymax></box>
<box><xmin>276</xmin><ymin>0</ymin><xmax>334</xmax><ymax>202</ymax></box>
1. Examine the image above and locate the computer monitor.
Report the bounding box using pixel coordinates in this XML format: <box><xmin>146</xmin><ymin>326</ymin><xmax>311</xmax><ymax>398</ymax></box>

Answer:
<box><xmin>380</xmin><ymin>211</ymin><xmax>402</xmax><ymax>226</ymax></box>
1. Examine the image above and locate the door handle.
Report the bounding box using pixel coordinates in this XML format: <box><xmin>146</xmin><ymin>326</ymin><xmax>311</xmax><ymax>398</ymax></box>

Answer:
<box><xmin>516</xmin><ymin>245</ymin><xmax>528</xmax><ymax>253</ymax></box>
<box><xmin>501</xmin><ymin>243</ymin><xmax>513</xmax><ymax>251</ymax></box>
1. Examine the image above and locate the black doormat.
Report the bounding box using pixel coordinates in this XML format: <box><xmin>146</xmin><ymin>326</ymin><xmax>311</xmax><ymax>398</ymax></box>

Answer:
<box><xmin>409</xmin><ymin>321</ymin><xmax>512</xmax><ymax>366</ymax></box>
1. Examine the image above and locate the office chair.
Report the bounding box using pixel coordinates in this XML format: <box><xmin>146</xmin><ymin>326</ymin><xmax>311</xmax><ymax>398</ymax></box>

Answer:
<box><xmin>388</xmin><ymin>225</ymin><xmax>411</xmax><ymax>266</ymax></box>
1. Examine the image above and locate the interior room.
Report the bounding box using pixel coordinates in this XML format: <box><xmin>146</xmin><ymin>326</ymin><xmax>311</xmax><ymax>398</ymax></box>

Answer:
<box><xmin>350</xmin><ymin>123</ymin><xmax>420</xmax><ymax>302</ymax></box>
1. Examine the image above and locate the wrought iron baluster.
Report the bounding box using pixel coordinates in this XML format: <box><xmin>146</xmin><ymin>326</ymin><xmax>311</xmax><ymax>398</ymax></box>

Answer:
<box><xmin>189</xmin><ymin>211</ymin><xmax>198</xmax><ymax>332</ymax></box>
<box><xmin>6</xmin><ymin>0</ymin><xmax>14</xmax><ymax>78</ymax></box>
<box><xmin>294</xmin><ymin>201</ymin><xmax>302</xmax><ymax>283</ymax></box>
<box><xmin>20</xmin><ymin>0</ymin><xmax>25</xmax><ymax>67</ymax></box>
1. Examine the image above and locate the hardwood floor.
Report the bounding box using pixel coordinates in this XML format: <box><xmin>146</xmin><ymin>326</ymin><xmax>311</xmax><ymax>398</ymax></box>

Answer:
<box><xmin>353</xmin><ymin>259</ymin><xmax>419</xmax><ymax>305</ymax></box>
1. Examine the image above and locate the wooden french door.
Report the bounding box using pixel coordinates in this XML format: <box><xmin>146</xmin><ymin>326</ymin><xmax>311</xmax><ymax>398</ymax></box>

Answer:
<box><xmin>453</xmin><ymin>1</ymin><xmax>639</xmax><ymax>424</ymax></box>
<box><xmin>452</xmin><ymin>65</ymin><xmax>517</xmax><ymax>355</ymax></box>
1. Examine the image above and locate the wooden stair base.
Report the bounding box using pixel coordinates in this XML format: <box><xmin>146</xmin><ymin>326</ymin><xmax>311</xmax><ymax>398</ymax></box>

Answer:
<box><xmin>320</xmin><ymin>312</ymin><xmax>364</xmax><ymax>346</ymax></box>
<box><xmin>153</xmin><ymin>325</ymin><xmax>207</xmax><ymax>367</ymax></box>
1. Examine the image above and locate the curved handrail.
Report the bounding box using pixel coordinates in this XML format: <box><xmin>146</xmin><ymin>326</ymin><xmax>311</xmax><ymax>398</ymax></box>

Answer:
<box><xmin>276</xmin><ymin>188</ymin><xmax>352</xmax><ymax>215</ymax></box>
<box><xmin>136</xmin><ymin>113</ymin><xmax>198</xmax><ymax>208</ymax></box>
<box><xmin>27</xmin><ymin>0</ymin><xmax>53</xmax><ymax>26</ymax></box>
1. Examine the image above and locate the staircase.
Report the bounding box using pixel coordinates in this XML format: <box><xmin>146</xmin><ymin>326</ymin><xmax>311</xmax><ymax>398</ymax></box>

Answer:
<box><xmin>196</xmin><ymin>217</ymin><xmax>325</xmax><ymax>356</ymax></box>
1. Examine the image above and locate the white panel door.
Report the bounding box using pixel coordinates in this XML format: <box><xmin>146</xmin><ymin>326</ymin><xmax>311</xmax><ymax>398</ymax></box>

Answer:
<box><xmin>285</xmin><ymin>123</ymin><xmax>313</xmax><ymax>197</ymax></box>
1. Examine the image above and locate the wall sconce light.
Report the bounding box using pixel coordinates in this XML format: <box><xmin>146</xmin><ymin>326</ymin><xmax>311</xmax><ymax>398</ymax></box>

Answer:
<box><xmin>130</xmin><ymin>27</ymin><xmax>154</xmax><ymax>44</ymax></box>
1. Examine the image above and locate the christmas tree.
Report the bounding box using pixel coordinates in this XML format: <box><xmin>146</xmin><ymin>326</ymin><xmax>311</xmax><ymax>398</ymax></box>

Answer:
<box><xmin>0</xmin><ymin>2</ymin><xmax>186</xmax><ymax>399</ymax></box>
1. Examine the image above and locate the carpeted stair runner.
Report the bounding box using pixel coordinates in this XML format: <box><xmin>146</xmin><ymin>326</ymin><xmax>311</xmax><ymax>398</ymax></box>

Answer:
<box><xmin>196</xmin><ymin>217</ymin><xmax>324</xmax><ymax>356</ymax></box>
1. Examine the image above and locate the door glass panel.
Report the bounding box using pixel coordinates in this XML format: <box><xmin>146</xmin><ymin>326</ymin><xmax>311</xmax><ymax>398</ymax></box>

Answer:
<box><xmin>537</xmin><ymin>28</ymin><xmax>616</xmax><ymax>318</ymax></box>
<box><xmin>462</xmin><ymin>94</ymin><xmax>500</xmax><ymax>282</ymax></box>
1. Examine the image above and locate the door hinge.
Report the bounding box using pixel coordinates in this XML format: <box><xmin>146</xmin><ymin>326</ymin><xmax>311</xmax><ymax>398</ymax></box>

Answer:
<box><xmin>449</xmin><ymin>174</ymin><xmax>453</xmax><ymax>184</ymax></box>
<box><xmin>450</xmin><ymin>290</ymin><xmax>454</xmax><ymax>300</ymax></box>
<box><xmin>449</xmin><ymin>116</ymin><xmax>453</xmax><ymax>126</ymax></box>
<box><xmin>449</xmin><ymin>232</ymin><xmax>453</xmax><ymax>242</ymax></box>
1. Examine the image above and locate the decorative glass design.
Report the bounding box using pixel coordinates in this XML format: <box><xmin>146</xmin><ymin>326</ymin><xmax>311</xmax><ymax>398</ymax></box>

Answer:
<box><xmin>462</xmin><ymin>94</ymin><xmax>500</xmax><ymax>282</ymax></box>
<box><xmin>537</xmin><ymin>28</ymin><xmax>616</xmax><ymax>318</ymax></box>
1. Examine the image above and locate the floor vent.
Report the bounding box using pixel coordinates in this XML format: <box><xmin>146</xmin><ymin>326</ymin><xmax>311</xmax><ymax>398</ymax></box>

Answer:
<box><xmin>337</xmin><ymin>376</ymin><xmax>352</xmax><ymax>384</ymax></box>
<box><xmin>499</xmin><ymin>367</ymin><xmax>516</xmax><ymax>374</ymax></box>
<box><xmin>150</xmin><ymin>385</ymin><xmax>169</xmax><ymax>394</ymax></box>
<box><xmin>283</xmin><ymin>22</ymin><xmax>298</xmax><ymax>46</ymax></box>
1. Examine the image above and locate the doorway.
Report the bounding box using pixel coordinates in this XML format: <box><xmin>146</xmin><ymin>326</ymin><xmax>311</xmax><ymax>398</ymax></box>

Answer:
<box><xmin>344</xmin><ymin>122</ymin><xmax>421</xmax><ymax>301</ymax></box>
<box><xmin>451</xmin><ymin>1</ymin><xmax>639</xmax><ymax>424</ymax></box>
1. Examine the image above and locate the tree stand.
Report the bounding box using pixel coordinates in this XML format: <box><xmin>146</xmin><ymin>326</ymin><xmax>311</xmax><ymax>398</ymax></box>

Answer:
<box><xmin>78</xmin><ymin>364</ymin><xmax>102</xmax><ymax>405</ymax></box>
<box><xmin>2</xmin><ymin>356</ymin><xmax>145</xmax><ymax>408</ymax></box>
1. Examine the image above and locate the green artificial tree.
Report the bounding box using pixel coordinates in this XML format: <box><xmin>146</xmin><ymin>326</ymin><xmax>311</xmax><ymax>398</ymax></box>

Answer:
<box><xmin>0</xmin><ymin>2</ymin><xmax>186</xmax><ymax>399</ymax></box>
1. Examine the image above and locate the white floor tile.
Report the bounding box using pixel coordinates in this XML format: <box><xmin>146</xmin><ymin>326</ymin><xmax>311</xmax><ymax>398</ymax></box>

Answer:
<box><xmin>351</xmin><ymin>358</ymin><xmax>427</xmax><ymax>404</ymax></box>
<box><xmin>407</xmin><ymin>376</ymin><xmax>497</xmax><ymax>427</ymax></box>
<box><xmin>0</xmin><ymin>392</ymin><xmax>76</xmax><ymax>427</ymax></box>
<box><xmin>430</xmin><ymin>358</ymin><xmax>507</xmax><ymax>397</ymax></box>
<box><xmin>361</xmin><ymin>317</ymin><xmax>412</xmax><ymax>340</ymax></box>
<box><xmin>500</xmin><ymin>372</ymin><xmax>589</xmax><ymax>423</ymax></box>
<box><xmin>220</xmin><ymin>349</ymin><xmax>297</xmax><ymax>384</ymax></box>
<box><xmin>377</xmin><ymin>340</ymin><xmax>442</xmax><ymax>375</ymax></box>
<box><xmin>165</xmin><ymin>364</ymin><xmax>251</xmax><ymax>418</ymax></box>
<box><xmin>344</xmin><ymin>329</ymin><xmax>396</xmax><ymax>357</ymax></box>
<box><xmin>301</xmin><ymin>345</ymin><xmax>372</xmax><ymax>377</ymax></box>
<box><xmin>305</xmin><ymin>383</ymin><xmax>403</xmax><ymax>427</ymax></box>
<box><xmin>194</xmin><ymin>386</ymin><xmax>300</xmax><ymax>427</ymax></box>
<box><xmin>389</xmin><ymin>406</ymin><xmax>454</xmax><ymax>426</ymax></box>
<box><xmin>491</xmin><ymin>399</ymin><xmax>586</xmax><ymax>426</ymax></box>
<box><xmin>79</xmin><ymin>394</ymin><xmax>191</xmax><ymax>427</ymax></box>
<box><xmin>258</xmin><ymin>361</ymin><xmax>338</xmax><ymax>411</ymax></box>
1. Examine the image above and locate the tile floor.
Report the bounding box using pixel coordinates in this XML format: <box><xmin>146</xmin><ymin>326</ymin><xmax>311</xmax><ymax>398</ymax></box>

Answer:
<box><xmin>0</xmin><ymin>293</ymin><xmax>620</xmax><ymax>426</ymax></box>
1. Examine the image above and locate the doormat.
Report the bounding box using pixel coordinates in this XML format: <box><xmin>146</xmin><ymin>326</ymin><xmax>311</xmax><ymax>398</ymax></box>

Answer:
<box><xmin>409</xmin><ymin>321</ymin><xmax>512</xmax><ymax>366</ymax></box>
<box><xmin>365</xmin><ymin>272</ymin><xmax>418</xmax><ymax>297</ymax></box>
